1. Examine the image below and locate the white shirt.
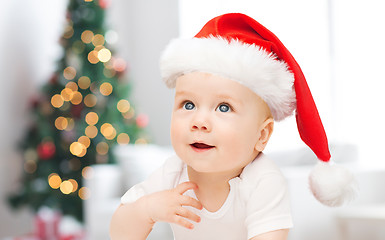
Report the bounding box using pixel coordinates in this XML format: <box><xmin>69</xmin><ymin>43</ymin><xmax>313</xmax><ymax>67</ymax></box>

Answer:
<box><xmin>121</xmin><ymin>153</ymin><xmax>293</xmax><ymax>240</ymax></box>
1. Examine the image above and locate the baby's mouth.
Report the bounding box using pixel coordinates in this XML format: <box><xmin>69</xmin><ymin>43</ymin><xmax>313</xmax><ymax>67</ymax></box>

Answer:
<box><xmin>190</xmin><ymin>142</ymin><xmax>215</xmax><ymax>151</ymax></box>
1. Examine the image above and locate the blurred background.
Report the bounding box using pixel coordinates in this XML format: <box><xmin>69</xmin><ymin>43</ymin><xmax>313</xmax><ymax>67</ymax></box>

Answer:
<box><xmin>1</xmin><ymin>0</ymin><xmax>385</xmax><ymax>239</ymax></box>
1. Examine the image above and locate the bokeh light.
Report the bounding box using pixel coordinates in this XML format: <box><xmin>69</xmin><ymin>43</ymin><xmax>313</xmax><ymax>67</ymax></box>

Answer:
<box><xmin>70</xmin><ymin>142</ymin><xmax>86</xmax><ymax>157</ymax></box>
<box><xmin>136</xmin><ymin>114</ymin><xmax>149</xmax><ymax>128</ymax></box>
<box><xmin>60</xmin><ymin>180</ymin><xmax>73</xmax><ymax>194</ymax></box>
<box><xmin>92</xmin><ymin>34</ymin><xmax>105</xmax><ymax>46</ymax></box>
<box><xmin>78</xmin><ymin>147</ymin><xmax>87</xmax><ymax>157</ymax></box>
<box><xmin>61</xmin><ymin>88</ymin><xmax>74</xmax><ymax>101</ymax></box>
<box><xmin>98</xmin><ymin>48</ymin><xmax>111</xmax><ymax>62</ymax></box>
<box><xmin>105</xmin><ymin>30</ymin><xmax>118</xmax><ymax>44</ymax></box>
<box><xmin>63</xmin><ymin>66</ymin><xmax>77</xmax><ymax>80</ymax></box>
<box><xmin>100</xmin><ymin>123</ymin><xmax>115</xmax><ymax>139</ymax></box>
<box><xmin>78</xmin><ymin>136</ymin><xmax>91</xmax><ymax>148</ymax></box>
<box><xmin>63</xmin><ymin>25</ymin><xmax>74</xmax><ymax>39</ymax></box>
<box><xmin>24</xmin><ymin>160</ymin><xmax>37</xmax><ymax>174</ymax></box>
<box><xmin>48</xmin><ymin>173</ymin><xmax>62</xmax><ymax>189</ymax></box>
<box><xmin>78</xmin><ymin>76</ymin><xmax>91</xmax><ymax>89</ymax></box>
<box><xmin>81</xmin><ymin>30</ymin><xmax>94</xmax><ymax>44</ymax></box>
<box><xmin>105</xmin><ymin>129</ymin><xmax>116</xmax><ymax>140</ymax></box>
<box><xmin>88</xmin><ymin>50</ymin><xmax>99</xmax><ymax>64</ymax></box>
<box><xmin>84</xmin><ymin>94</ymin><xmax>97</xmax><ymax>107</ymax></box>
<box><xmin>70</xmin><ymin>91</ymin><xmax>83</xmax><ymax>105</ymax></box>
<box><xmin>51</xmin><ymin>94</ymin><xmax>64</xmax><ymax>108</ymax></box>
<box><xmin>68</xmin><ymin>179</ymin><xmax>78</xmax><ymax>192</ymax></box>
<box><xmin>117</xmin><ymin>99</ymin><xmax>130</xmax><ymax>113</ymax></box>
<box><xmin>85</xmin><ymin>112</ymin><xmax>99</xmax><ymax>125</ymax></box>
<box><xmin>113</xmin><ymin>58</ymin><xmax>127</xmax><ymax>72</ymax></box>
<box><xmin>99</xmin><ymin>82</ymin><xmax>113</xmax><ymax>96</ymax></box>
<box><xmin>65</xmin><ymin>118</ymin><xmax>75</xmax><ymax>131</ymax></box>
<box><xmin>117</xmin><ymin>133</ymin><xmax>130</xmax><ymax>145</ymax></box>
<box><xmin>122</xmin><ymin>108</ymin><xmax>135</xmax><ymax>119</ymax></box>
<box><xmin>55</xmin><ymin>116</ymin><xmax>68</xmax><ymax>130</ymax></box>
<box><xmin>135</xmin><ymin>138</ymin><xmax>148</xmax><ymax>145</ymax></box>
<box><xmin>66</xmin><ymin>82</ymin><xmax>78</xmax><ymax>91</ymax></box>
<box><xmin>82</xmin><ymin>166</ymin><xmax>94</xmax><ymax>179</ymax></box>
<box><xmin>85</xmin><ymin>125</ymin><xmax>98</xmax><ymax>138</ymax></box>
<box><xmin>60</xmin><ymin>102</ymin><xmax>70</xmax><ymax>111</ymax></box>
<box><xmin>103</xmin><ymin>68</ymin><xmax>116</xmax><ymax>78</ymax></box>
<box><xmin>24</xmin><ymin>148</ymin><xmax>38</xmax><ymax>162</ymax></box>
<box><xmin>96</xmin><ymin>142</ymin><xmax>109</xmax><ymax>155</ymax></box>
<box><xmin>78</xmin><ymin>187</ymin><xmax>90</xmax><ymax>200</ymax></box>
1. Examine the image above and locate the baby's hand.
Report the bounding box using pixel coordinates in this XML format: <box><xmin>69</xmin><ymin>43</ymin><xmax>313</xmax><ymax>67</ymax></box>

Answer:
<box><xmin>144</xmin><ymin>181</ymin><xmax>203</xmax><ymax>229</ymax></box>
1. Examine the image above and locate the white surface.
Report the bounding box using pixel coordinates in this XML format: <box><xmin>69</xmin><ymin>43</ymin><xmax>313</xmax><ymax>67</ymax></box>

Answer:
<box><xmin>85</xmin><ymin>145</ymin><xmax>175</xmax><ymax>240</ymax></box>
<box><xmin>336</xmin><ymin>204</ymin><xmax>385</xmax><ymax>240</ymax></box>
<box><xmin>85</xmin><ymin>144</ymin><xmax>385</xmax><ymax>240</ymax></box>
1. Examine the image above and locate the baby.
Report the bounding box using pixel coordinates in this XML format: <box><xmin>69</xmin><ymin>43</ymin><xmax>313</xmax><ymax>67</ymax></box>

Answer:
<box><xmin>110</xmin><ymin>13</ymin><xmax>356</xmax><ymax>240</ymax></box>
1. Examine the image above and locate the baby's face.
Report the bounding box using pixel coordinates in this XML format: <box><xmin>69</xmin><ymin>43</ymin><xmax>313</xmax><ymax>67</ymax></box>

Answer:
<box><xmin>170</xmin><ymin>72</ymin><xmax>271</xmax><ymax>174</ymax></box>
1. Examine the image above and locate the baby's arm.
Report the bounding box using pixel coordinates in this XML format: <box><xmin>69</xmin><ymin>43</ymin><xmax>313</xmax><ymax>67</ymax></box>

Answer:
<box><xmin>249</xmin><ymin>229</ymin><xmax>289</xmax><ymax>240</ymax></box>
<box><xmin>110</xmin><ymin>181</ymin><xmax>202</xmax><ymax>240</ymax></box>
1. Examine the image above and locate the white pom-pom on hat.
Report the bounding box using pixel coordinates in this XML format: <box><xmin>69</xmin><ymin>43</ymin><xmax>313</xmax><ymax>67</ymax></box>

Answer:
<box><xmin>309</xmin><ymin>161</ymin><xmax>358</xmax><ymax>207</ymax></box>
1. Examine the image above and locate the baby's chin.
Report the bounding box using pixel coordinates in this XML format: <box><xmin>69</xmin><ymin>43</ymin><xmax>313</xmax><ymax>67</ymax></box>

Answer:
<box><xmin>186</xmin><ymin>161</ymin><xmax>244</xmax><ymax>178</ymax></box>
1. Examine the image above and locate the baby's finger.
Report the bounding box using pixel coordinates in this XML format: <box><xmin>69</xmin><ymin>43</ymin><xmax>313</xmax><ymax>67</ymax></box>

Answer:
<box><xmin>176</xmin><ymin>207</ymin><xmax>201</xmax><ymax>223</ymax></box>
<box><xmin>175</xmin><ymin>181</ymin><xmax>198</xmax><ymax>194</ymax></box>
<box><xmin>180</xmin><ymin>195</ymin><xmax>203</xmax><ymax>210</ymax></box>
<box><xmin>173</xmin><ymin>215</ymin><xmax>195</xmax><ymax>230</ymax></box>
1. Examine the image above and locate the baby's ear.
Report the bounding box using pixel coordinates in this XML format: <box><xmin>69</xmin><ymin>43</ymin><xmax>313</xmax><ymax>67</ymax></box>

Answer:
<box><xmin>254</xmin><ymin>118</ymin><xmax>274</xmax><ymax>152</ymax></box>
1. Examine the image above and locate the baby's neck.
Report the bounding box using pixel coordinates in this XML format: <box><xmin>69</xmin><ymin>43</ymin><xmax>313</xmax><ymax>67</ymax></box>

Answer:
<box><xmin>187</xmin><ymin>166</ymin><xmax>241</xmax><ymax>186</ymax></box>
<box><xmin>187</xmin><ymin>166</ymin><xmax>242</xmax><ymax>212</ymax></box>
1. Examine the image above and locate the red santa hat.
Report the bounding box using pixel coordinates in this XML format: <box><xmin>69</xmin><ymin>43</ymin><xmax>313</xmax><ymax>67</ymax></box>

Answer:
<box><xmin>160</xmin><ymin>13</ymin><xmax>357</xmax><ymax>206</ymax></box>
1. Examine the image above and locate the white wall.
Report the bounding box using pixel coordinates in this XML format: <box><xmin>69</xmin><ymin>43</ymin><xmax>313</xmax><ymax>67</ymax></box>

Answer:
<box><xmin>108</xmin><ymin>0</ymin><xmax>179</xmax><ymax>146</ymax></box>
<box><xmin>331</xmin><ymin>0</ymin><xmax>385</xmax><ymax>166</ymax></box>
<box><xmin>0</xmin><ymin>0</ymin><xmax>68</xmax><ymax>237</ymax></box>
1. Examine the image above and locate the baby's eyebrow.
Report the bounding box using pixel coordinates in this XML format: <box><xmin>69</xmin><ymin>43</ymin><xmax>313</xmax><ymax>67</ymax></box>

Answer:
<box><xmin>175</xmin><ymin>90</ymin><xmax>193</xmax><ymax>97</ymax></box>
<box><xmin>175</xmin><ymin>91</ymin><xmax>242</xmax><ymax>104</ymax></box>
<box><xmin>215</xmin><ymin>94</ymin><xmax>242</xmax><ymax>105</ymax></box>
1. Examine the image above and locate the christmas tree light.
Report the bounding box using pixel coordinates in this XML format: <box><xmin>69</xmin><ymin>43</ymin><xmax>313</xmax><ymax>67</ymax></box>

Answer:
<box><xmin>8</xmin><ymin>0</ymin><xmax>148</xmax><ymax>221</ymax></box>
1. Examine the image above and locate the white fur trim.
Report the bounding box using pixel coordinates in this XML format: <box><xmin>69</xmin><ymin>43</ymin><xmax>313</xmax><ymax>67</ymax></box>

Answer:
<box><xmin>309</xmin><ymin>161</ymin><xmax>358</xmax><ymax>207</ymax></box>
<box><xmin>160</xmin><ymin>37</ymin><xmax>296</xmax><ymax>121</ymax></box>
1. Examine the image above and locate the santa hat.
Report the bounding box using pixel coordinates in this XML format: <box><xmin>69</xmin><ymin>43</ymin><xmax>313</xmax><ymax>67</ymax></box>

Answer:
<box><xmin>160</xmin><ymin>13</ymin><xmax>357</xmax><ymax>206</ymax></box>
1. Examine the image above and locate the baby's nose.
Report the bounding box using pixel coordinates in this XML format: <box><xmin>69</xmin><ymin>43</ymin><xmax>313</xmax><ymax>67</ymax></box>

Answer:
<box><xmin>191</xmin><ymin>112</ymin><xmax>211</xmax><ymax>132</ymax></box>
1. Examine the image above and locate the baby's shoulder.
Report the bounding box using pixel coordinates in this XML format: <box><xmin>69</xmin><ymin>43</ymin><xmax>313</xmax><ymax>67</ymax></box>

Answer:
<box><xmin>154</xmin><ymin>154</ymin><xmax>185</xmax><ymax>187</ymax></box>
<box><xmin>239</xmin><ymin>153</ymin><xmax>286</xmax><ymax>193</ymax></box>
<box><xmin>121</xmin><ymin>155</ymin><xmax>184</xmax><ymax>204</ymax></box>
<box><xmin>133</xmin><ymin>154</ymin><xmax>185</xmax><ymax>191</ymax></box>
<box><xmin>162</xmin><ymin>154</ymin><xmax>184</xmax><ymax>172</ymax></box>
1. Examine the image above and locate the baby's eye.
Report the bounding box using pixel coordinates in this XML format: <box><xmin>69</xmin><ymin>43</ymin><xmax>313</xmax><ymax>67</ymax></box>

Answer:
<box><xmin>183</xmin><ymin>101</ymin><xmax>195</xmax><ymax>110</ymax></box>
<box><xmin>216</xmin><ymin>104</ymin><xmax>231</xmax><ymax>113</ymax></box>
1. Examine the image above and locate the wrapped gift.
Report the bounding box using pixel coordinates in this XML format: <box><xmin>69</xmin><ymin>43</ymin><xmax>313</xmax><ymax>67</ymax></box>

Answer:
<box><xmin>59</xmin><ymin>232</ymin><xmax>85</xmax><ymax>240</ymax></box>
<box><xmin>12</xmin><ymin>235</ymin><xmax>40</xmax><ymax>240</ymax></box>
<box><xmin>35</xmin><ymin>207</ymin><xmax>61</xmax><ymax>240</ymax></box>
<box><xmin>58</xmin><ymin>215</ymin><xmax>85</xmax><ymax>240</ymax></box>
<box><xmin>8</xmin><ymin>209</ymin><xmax>85</xmax><ymax>240</ymax></box>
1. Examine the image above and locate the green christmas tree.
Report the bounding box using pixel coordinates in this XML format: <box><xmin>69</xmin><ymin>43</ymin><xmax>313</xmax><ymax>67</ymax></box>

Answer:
<box><xmin>9</xmin><ymin>0</ymin><xmax>148</xmax><ymax>221</ymax></box>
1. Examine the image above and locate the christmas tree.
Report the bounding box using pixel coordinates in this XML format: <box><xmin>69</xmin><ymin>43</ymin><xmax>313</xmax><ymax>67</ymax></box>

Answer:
<box><xmin>9</xmin><ymin>0</ymin><xmax>148</xmax><ymax>221</ymax></box>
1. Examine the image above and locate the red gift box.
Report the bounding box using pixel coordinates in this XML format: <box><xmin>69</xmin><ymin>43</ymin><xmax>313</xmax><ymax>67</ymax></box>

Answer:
<box><xmin>35</xmin><ymin>207</ymin><xmax>61</xmax><ymax>240</ymax></box>
<box><xmin>13</xmin><ymin>235</ymin><xmax>40</xmax><ymax>240</ymax></box>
